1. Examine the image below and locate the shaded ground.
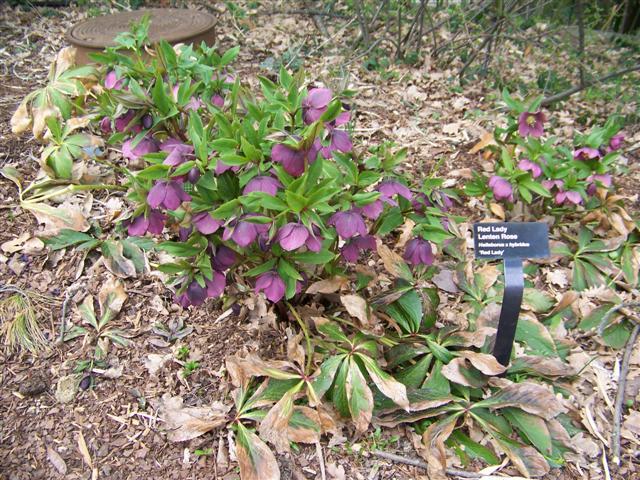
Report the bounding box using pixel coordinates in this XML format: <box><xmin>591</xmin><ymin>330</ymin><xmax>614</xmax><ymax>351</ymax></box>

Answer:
<box><xmin>1</xmin><ymin>2</ymin><xmax>639</xmax><ymax>480</ymax></box>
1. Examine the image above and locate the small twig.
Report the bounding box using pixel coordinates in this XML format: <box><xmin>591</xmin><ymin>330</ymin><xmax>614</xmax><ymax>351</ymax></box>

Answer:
<box><xmin>56</xmin><ymin>285</ymin><xmax>82</xmax><ymax>345</ymax></box>
<box><xmin>612</xmin><ymin>323</ymin><xmax>640</xmax><ymax>465</ymax></box>
<box><xmin>371</xmin><ymin>450</ymin><xmax>487</xmax><ymax>478</ymax></box>
<box><xmin>315</xmin><ymin>442</ymin><xmax>326</xmax><ymax>480</ymax></box>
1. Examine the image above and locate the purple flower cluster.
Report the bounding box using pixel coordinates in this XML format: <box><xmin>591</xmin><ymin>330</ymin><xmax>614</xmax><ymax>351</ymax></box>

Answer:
<box><xmin>489</xmin><ymin>176</ymin><xmax>513</xmax><ymax>202</ymax></box>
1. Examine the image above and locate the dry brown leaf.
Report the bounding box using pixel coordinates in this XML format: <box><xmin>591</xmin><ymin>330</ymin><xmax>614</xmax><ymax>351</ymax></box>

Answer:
<box><xmin>496</xmin><ymin>437</ymin><xmax>550</xmax><ymax>477</ymax></box>
<box><xmin>486</xmin><ymin>381</ymin><xmax>567</xmax><ymax>420</ymax></box>
<box><xmin>306</xmin><ymin>276</ymin><xmax>348</xmax><ymax>294</ymax></box>
<box><xmin>454</xmin><ymin>327</ymin><xmax>496</xmax><ymax>348</ymax></box>
<box><xmin>432</xmin><ymin>269</ymin><xmax>458</xmax><ymax>293</ymax></box>
<box><xmin>157</xmin><ymin>394</ymin><xmax>229</xmax><ymax>442</ymax></box>
<box><xmin>144</xmin><ymin>353</ymin><xmax>172</xmax><ymax>376</ymax></box>
<box><xmin>469</xmin><ymin>130</ymin><xmax>497</xmax><ymax>154</ymax></box>
<box><xmin>98</xmin><ymin>277</ymin><xmax>127</xmax><ymax>318</ymax></box>
<box><xmin>286</xmin><ymin>328</ymin><xmax>305</xmax><ymax>369</ymax></box>
<box><xmin>236</xmin><ymin>427</ymin><xmax>281</xmax><ymax>480</ymax></box>
<box><xmin>288</xmin><ymin>406</ymin><xmax>321</xmax><ymax>444</ymax></box>
<box><xmin>477</xmin><ymin>263</ymin><xmax>500</xmax><ymax>290</ymax></box>
<box><xmin>259</xmin><ymin>390</ymin><xmax>296</xmax><ymax>453</ymax></box>
<box><xmin>546</xmin><ymin>269</ymin><xmax>570</xmax><ymax>289</ymax></box>
<box><xmin>421</xmin><ymin>414</ymin><xmax>458</xmax><ymax>480</ymax></box>
<box><xmin>376</xmin><ymin>242</ymin><xmax>405</xmax><ymax>278</ymax></box>
<box><xmin>77</xmin><ymin>430</ymin><xmax>92</xmax><ymax>468</ymax></box>
<box><xmin>10</xmin><ymin>99</ymin><xmax>31</xmax><ymax>135</ymax></box>
<box><xmin>395</xmin><ymin>219</ymin><xmax>415</xmax><ymax>249</ymax></box>
<box><xmin>1</xmin><ymin>232</ymin><xmax>31</xmax><ymax>254</ymax></box>
<box><xmin>489</xmin><ymin>202</ymin><xmax>506</xmax><ymax>220</ymax></box>
<box><xmin>54</xmin><ymin>46</ymin><xmax>77</xmax><ymax>77</ymax></box>
<box><xmin>442</xmin><ymin>358</ymin><xmax>486</xmax><ymax>388</ymax></box>
<box><xmin>32</xmin><ymin>106</ymin><xmax>57</xmax><ymax>139</ymax></box>
<box><xmin>225</xmin><ymin>353</ymin><xmax>295</xmax><ymax>389</ymax></box>
<box><xmin>25</xmin><ymin>201</ymin><xmax>89</xmax><ymax>235</ymax></box>
<box><xmin>340</xmin><ymin>294</ymin><xmax>369</xmax><ymax>326</ymax></box>
<box><xmin>47</xmin><ymin>446</ymin><xmax>67</xmax><ymax>475</ymax></box>
<box><xmin>461</xmin><ymin>351</ymin><xmax>506</xmax><ymax>375</ymax></box>
<box><xmin>512</xmin><ymin>355</ymin><xmax>577</xmax><ymax>377</ymax></box>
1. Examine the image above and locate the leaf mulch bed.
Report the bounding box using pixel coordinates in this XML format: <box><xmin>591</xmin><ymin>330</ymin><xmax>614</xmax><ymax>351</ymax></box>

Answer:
<box><xmin>1</xmin><ymin>2</ymin><xmax>639</xmax><ymax>480</ymax></box>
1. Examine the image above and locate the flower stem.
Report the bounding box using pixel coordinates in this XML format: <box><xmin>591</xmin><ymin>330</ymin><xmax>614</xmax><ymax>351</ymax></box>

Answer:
<box><xmin>286</xmin><ymin>302</ymin><xmax>313</xmax><ymax>375</ymax></box>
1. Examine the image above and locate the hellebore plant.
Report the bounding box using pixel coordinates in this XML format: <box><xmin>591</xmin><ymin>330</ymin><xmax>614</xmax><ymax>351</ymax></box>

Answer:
<box><xmin>42</xmin><ymin>21</ymin><xmax>452</xmax><ymax>308</ymax></box>
<box><xmin>465</xmin><ymin>90</ymin><xmax>625</xmax><ymax>216</ymax></box>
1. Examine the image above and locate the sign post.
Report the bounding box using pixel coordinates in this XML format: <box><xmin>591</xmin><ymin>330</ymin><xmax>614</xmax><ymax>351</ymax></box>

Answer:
<box><xmin>473</xmin><ymin>222</ymin><xmax>549</xmax><ymax>366</ymax></box>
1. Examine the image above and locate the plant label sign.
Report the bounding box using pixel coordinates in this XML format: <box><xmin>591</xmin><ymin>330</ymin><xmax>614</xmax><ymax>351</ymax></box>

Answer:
<box><xmin>473</xmin><ymin>222</ymin><xmax>550</xmax><ymax>366</ymax></box>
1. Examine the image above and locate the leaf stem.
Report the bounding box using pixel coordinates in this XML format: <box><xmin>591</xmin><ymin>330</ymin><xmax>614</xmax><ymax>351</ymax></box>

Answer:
<box><xmin>286</xmin><ymin>302</ymin><xmax>313</xmax><ymax>375</ymax></box>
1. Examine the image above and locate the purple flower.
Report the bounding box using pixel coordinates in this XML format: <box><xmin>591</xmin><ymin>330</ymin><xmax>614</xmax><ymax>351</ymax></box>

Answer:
<box><xmin>142</xmin><ymin>114</ymin><xmax>153</xmax><ymax>129</ymax></box>
<box><xmin>488</xmin><ymin>176</ymin><xmax>513</xmax><ymax>202</ymax></box>
<box><xmin>223</xmin><ymin>216</ymin><xmax>270</xmax><ymax>248</ymax></box>
<box><xmin>320</xmin><ymin>112</ymin><xmax>353</xmax><ymax>158</ymax></box>
<box><xmin>518</xmin><ymin>111</ymin><xmax>545</xmax><ymax>138</ymax></box>
<box><xmin>255</xmin><ymin>271</ymin><xmax>286</xmax><ymax>303</ymax></box>
<box><xmin>205</xmin><ymin>271</ymin><xmax>226</xmax><ymax>298</ymax></box>
<box><xmin>555</xmin><ymin>190</ymin><xmax>582</xmax><ymax>205</ymax></box>
<box><xmin>193</xmin><ymin>212</ymin><xmax>222</xmax><ymax>234</ymax></box>
<box><xmin>163</xmin><ymin>142</ymin><xmax>194</xmax><ymax>167</ymax></box>
<box><xmin>341</xmin><ymin>235</ymin><xmax>376</xmax><ymax>262</ymax></box>
<box><xmin>404</xmin><ymin>238</ymin><xmax>434</xmax><ymax>266</ymax></box>
<box><xmin>305</xmin><ymin>232</ymin><xmax>322</xmax><ymax>252</ymax></box>
<box><xmin>609</xmin><ymin>133</ymin><xmax>624</xmax><ymax>151</ymax></box>
<box><xmin>362</xmin><ymin>200</ymin><xmax>384</xmax><ymax>219</ymax></box>
<box><xmin>277</xmin><ymin>223</ymin><xmax>309</xmax><ymax>251</ymax></box>
<box><xmin>302</xmin><ymin>88</ymin><xmax>332</xmax><ymax>124</ymax></box>
<box><xmin>243</xmin><ymin>176</ymin><xmax>281</xmax><ymax>196</ymax></box>
<box><xmin>99</xmin><ymin>117</ymin><xmax>112</xmax><ymax>134</ymax></box>
<box><xmin>328</xmin><ymin>210</ymin><xmax>367</xmax><ymax>239</ymax></box>
<box><xmin>574</xmin><ymin>147</ymin><xmax>601</xmax><ymax>161</ymax></box>
<box><xmin>517</xmin><ymin>159</ymin><xmax>542</xmax><ymax>178</ymax></box>
<box><xmin>179</xmin><ymin>226</ymin><xmax>192</xmax><ymax>242</ymax></box>
<box><xmin>211</xmin><ymin>94</ymin><xmax>224</xmax><ymax>108</ymax></box>
<box><xmin>378</xmin><ymin>181</ymin><xmax>413</xmax><ymax>205</ymax></box>
<box><xmin>271</xmin><ymin>140</ymin><xmax>321</xmax><ymax>177</ymax></box>
<box><xmin>587</xmin><ymin>174</ymin><xmax>612</xmax><ymax>195</ymax></box>
<box><xmin>115</xmin><ymin>110</ymin><xmax>141</xmax><ymax>134</ymax></box>
<box><xmin>147</xmin><ymin>180</ymin><xmax>191</xmax><ymax>210</ymax></box>
<box><xmin>188</xmin><ymin>168</ymin><xmax>201</xmax><ymax>184</ymax></box>
<box><xmin>127</xmin><ymin>209</ymin><xmax>166</xmax><ymax>236</ymax></box>
<box><xmin>122</xmin><ymin>136</ymin><xmax>159</xmax><ymax>161</ymax></box>
<box><xmin>104</xmin><ymin>71</ymin><xmax>124</xmax><ymax>90</ymax></box>
<box><xmin>541</xmin><ymin>179</ymin><xmax>564</xmax><ymax>191</ymax></box>
<box><xmin>214</xmin><ymin>160</ymin><xmax>239</xmax><ymax>176</ymax></box>
<box><xmin>212</xmin><ymin>245</ymin><xmax>236</xmax><ymax>271</ymax></box>
<box><xmin>176</xmin><ymin>280</ymin><xmax>207</xmax><ymax>308</ymax></box>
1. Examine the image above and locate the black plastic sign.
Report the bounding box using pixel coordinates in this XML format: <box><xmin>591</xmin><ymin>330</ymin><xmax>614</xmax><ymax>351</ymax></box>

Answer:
<box><xmin>473</xmin><ymin>222</ymin><xmax>549</xmax><ymax>259</ymax></box>
<box><xmin>473</xmin><ymin>222</ymin><xmax>550</xmax><ymax>367</ymax></box>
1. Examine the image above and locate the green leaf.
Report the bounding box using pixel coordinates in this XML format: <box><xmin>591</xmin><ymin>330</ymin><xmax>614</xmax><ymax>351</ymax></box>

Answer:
<box><xmin>346</xmin><ymin>357</ymin><xmax>374</xmax><ymax>432</ymax></box>
<box><xmin>384</xmin><ymin>289</ymin><xmax>422</xmax><ymax>334</ymax></box>
<box><xmin>290</xmin><ymin>249</ymin><xmax>335</xmax><ymax>264</ymax></box>
<box><xmin>41</xmin><ymin>229</ymin><xmax>98</xmax><ymax>251</ymax></box>
<box><xmin>523</xmin><ymin>288</ymin><xmax>554</xmax><ymax>313</ymax></box>
<box><xmin>448</xmin><ymin>430</ymin><xmax>500</xmax><ymax>465</ymax></box>
<box><xmin>157</xmin><ymin>241</ymin><xmax>203</xmax><ymax>257</ymax></box>
<box><xmin>311</xmin><ymin>354</ymin><xmax>345</xmax><ymax>400</ymax></box>
<box><xmin>245</xmin><ymin>259</ymin><xmax>277</xmax><ymax>277</ymax></box>
<box><xmin>515</xmin><ymin>317</ymin><xmax>557</xmax><ymax>357</ymax></box>
<box><xmin>285</xmin><ymin>190</ymin><xmax>307</xmax><ymax>212</ymax></box>
<box><xmin>503</xmin><ymin>408</ymin><xmax>552</xmax><ymax>455</ymax></box>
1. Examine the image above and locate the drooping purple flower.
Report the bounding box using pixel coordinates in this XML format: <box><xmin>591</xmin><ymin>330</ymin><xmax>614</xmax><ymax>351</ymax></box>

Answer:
<box><xmin>122</xmin><ymin>136</ymin><xmax>159</xmax><ymax>161</ymax></box>
<box><xmin>542</xmin><ymin>179</ymin><xmax>564</xmax><ymax>191</ymax></box>
<box><xmin>255</xmin><ymin>271</ymin><xmax>286</xmax><ymax>303</ymax></box>
<box><xmin>488</xmin><ymin>176</ymin><xmax>513</xmax><ymax>202</ymax></box>
<box><xmin>271</xmin><ymin>140</ymin><xmax>321</xmax><ymax>177</ymax></box>
<box><xmin>205</xmin><ymin>271</ymin><xmax>226</xmax><ymax>298</ymax></box>
<box><xmin>188</xmin><ymin>167</ymin><xmax>201</xmax><ymax>184</ymax></box>
<box><xmin>243</xmin><ymin>176</ymin><xmax>282</xmax><ymax>196</ymax></box>
<box><xmin>277</xmin><ymin>223</ymin><xmax>309</xmax><ymax>251</ymax></box>
<box><xmin>223</xmin><ymin>216</ymin><xmax>270</xmax><ymax>248</ymax></box>
<box><xmin>320</xmin><ymin>113</ymin><xmax>353</xmax><ymax>158</ymax></box>
<box><xmin>586</xmin><ymin>174</ymin><xmax>612</xmax><ymax>195</ymax></box>
<box><xmin>127</xmin><ymin>209</ymin><xmax>167</xmax><ymax>236</ymax></box>
<box><xmin>193</xmin><ymin>212</ymin><xmax>222</xmax><ymax>234</ymax></box>
<box><xmin>147</xmin><ymin>180</ymin><xmax>191</xmax><ymax>210</ymax></box>
<box><xmin>212</xmin><ymin>245</ymin><xmax>236</xmax><ymax>271</ymax></box>
<box><xmin>341</xmin><ymin>235</ymin><xmax>376</xmax><ymax>262</ymax></box>
<box><xmin>99</xmin><ymin>116</ymin><xmax>112</xmax><ymax>134</ymax></box>
<box><xmin>163</xmin><ymin>143</ymin><xmax>194</xmax><ymax>167</ymax></box>
<box><xmin>305</xmin><ymin>231</ymin><xmax>322</xmax><ymax>252</ymax></box>
<box><xmin>518</xmin><ymin>111</ymin><xmax>545</xmax><ymax>138</ymax></box>
<box><xmin>362</xmin><ymin>200</ymin><xmax>384</xmax><ymax>219</ymax></box>
<box><xmin>115</xmin><ymin>110</ymin><xmax>141</xmax><ymax>134</ymax></box>
<box><xmin>176</xmin><ymin>280</ymin><xmax>208</xmax><ymax>308</ymax></box>
<box><xmin>211</xmin><ymin>94</ymin><xmax>224</xmax><ymax>108</ymax></box>
<box><xmin>378</xmin><ymin>181</ymin><xmax>413</xmax><ymax>205</ymax></box>
<box><xmin>410</xmin><ymin>193</ymin><xmax>431</xmax><ymax>213</ymax></box>
<box><xmin>179</xmin><ymin>226</ymin><xmax>192</xmax><ymax>242</ymax></box>
<box><xmin>517</xmin><ymin>159</ymin><xmax>542</xmax><ymax>178</ymax></box>
<box><xmin>302</xmin><ymin>88</ymin><xmax>332</xmax><ymax>124</ymax></box>
<box><xmin>404</xmin><ymin>238</ymin><xmax>434</xmax><ymax>266</ymax></box>
<box><xmin>104</xmin><ymin>70</ymin><xmax>124</xmax><ymax>90</ymax></box>
<box><xmin>328</xmin><ymin>210</ymin><xmax>368</xmax><ymax>239</ymax></box>
<box><xmin>555</xmin><ymin>190</ymin><xmax>582</xmax><ymax>205</ymax></box>
<box><xmin>574</xmin><ymin>147</ymin><xmax>601</xmax><ymax>161</ymax></box>
<box><xmin>609</xmin><ymin>133</ymin><xmax>624</xmax><ymax>151</ymax></box>
<box><xmin>214</xmin><ymin>160</ymin><xmax>239</xmax><ymax>176</ymax></box>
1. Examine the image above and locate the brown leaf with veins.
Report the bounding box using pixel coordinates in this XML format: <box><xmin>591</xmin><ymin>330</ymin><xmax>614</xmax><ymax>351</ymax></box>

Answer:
<box><xmin>288</xmin><ymin>406</ymin><xmax>321</xmax><ymax>444</ymax></box>
<box><xmin>98</xmin><ymin>277</ymin><xmax>127</xmax><ymax>318</ymax></box>
<box><xmin>510</xmin><ymin>355</ymin><xmax>577</xmax><ymax>378</ymax></box>
<box><xmin>306</xmin><ymin>276</ymin><xmax>349</xmax><ymax>294</ymax></box>
<box><xmin>286</xmin><ymin>328</ymin><xmax>305</xmax><ymax>369</ymax></box>
<box><xmin>421</xmin><ymin>414</ymin><xmax>459</xmax><ymax>480</ymax></box>
<box><xmin>259</xmin><ymin>390</ymin><xmax>295</xmax><ymax>453</ymax></box>
<box><xmin>236</xmin><ymin>427</ymin><xmax>281</xmax><ymax>480</ymax></box>
<box><xmin>157</xmin><ymin>394</ymin><xmax>229</xmax><ymax>442</ymax></box>
<box><xmin>461</xmin><ymin>351</ymin><xmax>506</xmax><ymax>375</ymax></box>
<box><xmin>442</xmin><ymin>358</ymin><xmax>486</xmax><ymax>388</ymax></box>
<box><xmin>226</xmin><ymin>353</ymin><xmax>295</xmax><ymax>388</ymax></box>
<box><xmin>494</xmin><ymin>436</ymin><xmax>550</xmax><ymax>477</ymax></box>
<box><xmin>10</xmin><ymin>100</ymin><xmax>31</xmax><ymax>135</ymax></box>
<box><xmin>376</xmin><ymin>242</ymin><xmax>405</xmax><ymax>278</ymax></box>
<box><xmin>485</xmin><ymin>381</ymin><xmax>567</xmax><ymax>420</ymax></box>
<box><xmin>24</xmin><ymin>201</ymin><xmax>89</xmax><ymax>236</ymax></box>
<box><xmin>341</xmin><ymin>294</ymin><xmax>369</xmax><ymax>326</ymax></box>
